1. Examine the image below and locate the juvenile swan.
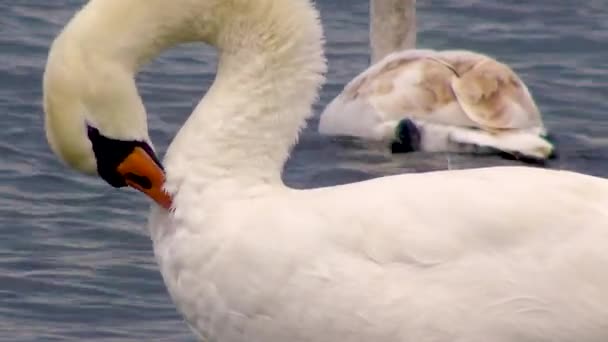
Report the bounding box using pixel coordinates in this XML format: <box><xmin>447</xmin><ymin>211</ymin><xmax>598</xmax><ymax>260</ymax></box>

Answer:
<box><xmin>44</xmin><ymin>0</ymin><xmax>608</xmax><ymax>341</ymax></box>
<box><xmin>319</xmin><ymin>0</ymin><xmax>553</xmax><ymax>161</ymax></box>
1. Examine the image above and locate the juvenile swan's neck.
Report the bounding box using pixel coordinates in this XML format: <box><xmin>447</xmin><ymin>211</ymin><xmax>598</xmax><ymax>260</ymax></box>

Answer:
<box><xmin>370</xmin><ymin>0</ymin><xmax>417</xmax><ymax>64</ymax></box>
<box><xmin>67</xmin><ymin>0</ymin><xmax>326</xmax><ymax>193</ymax></box>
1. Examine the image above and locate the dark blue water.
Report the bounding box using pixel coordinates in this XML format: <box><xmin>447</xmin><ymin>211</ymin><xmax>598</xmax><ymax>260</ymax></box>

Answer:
<box><xmin>1</xmin><ymin>1</ymin><xmax>607</xmax><ymax>340</ymax></box>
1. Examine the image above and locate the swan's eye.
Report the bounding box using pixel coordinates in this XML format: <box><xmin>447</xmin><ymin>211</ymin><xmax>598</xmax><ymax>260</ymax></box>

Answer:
<box><xmin>86</xmin><ymin>125</ymin><xmax>162</xmax><ymax>188</ymax></box>
<box><xmin>86</xmin><ymin>124</ymin><xmax>171</xmax><ymax>208</ymax></box>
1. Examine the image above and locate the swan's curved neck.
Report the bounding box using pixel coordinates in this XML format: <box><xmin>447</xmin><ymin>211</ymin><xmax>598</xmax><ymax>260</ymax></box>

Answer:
<box><xmin>69</xmin><ymin>0</ymin><xmax>325</xmax><ymax>195</ymax></box>
<box><xmin>370</xmin><ymin>0</ymin><xmax>417</xmax><ymax>64</ymax></box>
<box><xmin>164</xmin><ymin>2</ymin><xmax>325</xmax><ymax>196</ymax></box>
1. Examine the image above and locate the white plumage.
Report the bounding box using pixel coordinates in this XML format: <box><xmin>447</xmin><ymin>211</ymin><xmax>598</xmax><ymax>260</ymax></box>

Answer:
<box><xmin>43</xmin><ymin>0</ymin><xmax>608</xmax><ymax>341</ymax></box>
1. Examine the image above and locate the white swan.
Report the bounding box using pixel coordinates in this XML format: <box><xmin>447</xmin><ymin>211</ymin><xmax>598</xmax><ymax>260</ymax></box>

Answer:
<box><xmin>319</xmin><ymin>0</ymin><xmax>554</xmax><ymax>161</ymax></box>
<box><xmin>44</xmin><ymin>0</ymin><xmax>608</xmax><ymax>341</ymax></box>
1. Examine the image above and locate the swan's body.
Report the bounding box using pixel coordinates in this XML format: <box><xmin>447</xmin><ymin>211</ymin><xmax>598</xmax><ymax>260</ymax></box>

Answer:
<box><xmin>319</xmin><ymin>0</ymin><xmax>553</xmax><ymax>161</ymax></box>
<box><xmin>43</xmin><ymin>0</ymin><xmax>608</xmax><ymax>341</ymax></box>
<box><xmin>153</xmin><ymin>166</ymin><xmax>608</xmax><ymax>342</ymax></box>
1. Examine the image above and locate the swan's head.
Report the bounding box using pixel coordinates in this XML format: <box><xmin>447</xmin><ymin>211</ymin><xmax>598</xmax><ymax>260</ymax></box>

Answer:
<box><xmin>42</xmin><ymin>0</ymin><xmax>324</xmax><ymax>210</ymax></box>
<box><xmin>43</xmin><ymin>33</ymin><xmax>171</xmax><ymax>209</ymax></box>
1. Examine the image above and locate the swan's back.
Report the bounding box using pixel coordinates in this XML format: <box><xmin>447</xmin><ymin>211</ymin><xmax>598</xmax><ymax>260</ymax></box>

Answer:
<box><xmin>301</xmin><ymin>167</ymin><xmax>608</xmax><ymax>341</ymax></box>
<box><xmin>319</xmin><ymin>50</ymin><xmax>544</xmax><ymax>138</ymax></box>
<box><xmin>154</xmin><ymin>167</ymin><xmax>608</xmax><ymax>341</ymax></box>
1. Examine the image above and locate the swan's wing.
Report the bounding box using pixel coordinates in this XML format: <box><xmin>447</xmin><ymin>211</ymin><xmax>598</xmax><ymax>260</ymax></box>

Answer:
<box><xmin>319</xmin><ymin>50</ymin><xmax>474</xmax><ymax>140</ymax></box>
<box><xmin>446</xmin><ymin>53</ymin><xmax>543</xmax><ymax>131</ymax></box>
<box><xmin>319</xmin><ymin>49</ymin><xmax>548</xmax><ymax>160</ymax></box>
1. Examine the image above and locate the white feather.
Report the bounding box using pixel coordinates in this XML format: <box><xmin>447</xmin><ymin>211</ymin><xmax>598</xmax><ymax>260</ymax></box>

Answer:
<box><xmin>44</xmin><ymin>0</ymin><xmax>608</xmax><ymax>341</ymax></box>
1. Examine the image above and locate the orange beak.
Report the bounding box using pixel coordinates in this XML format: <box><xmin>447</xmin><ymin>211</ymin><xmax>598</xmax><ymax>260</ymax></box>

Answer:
<box><xmin>116</xmin><ymin>147</ymin><xmax>173</xmax><ymax>209</ymax></box>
